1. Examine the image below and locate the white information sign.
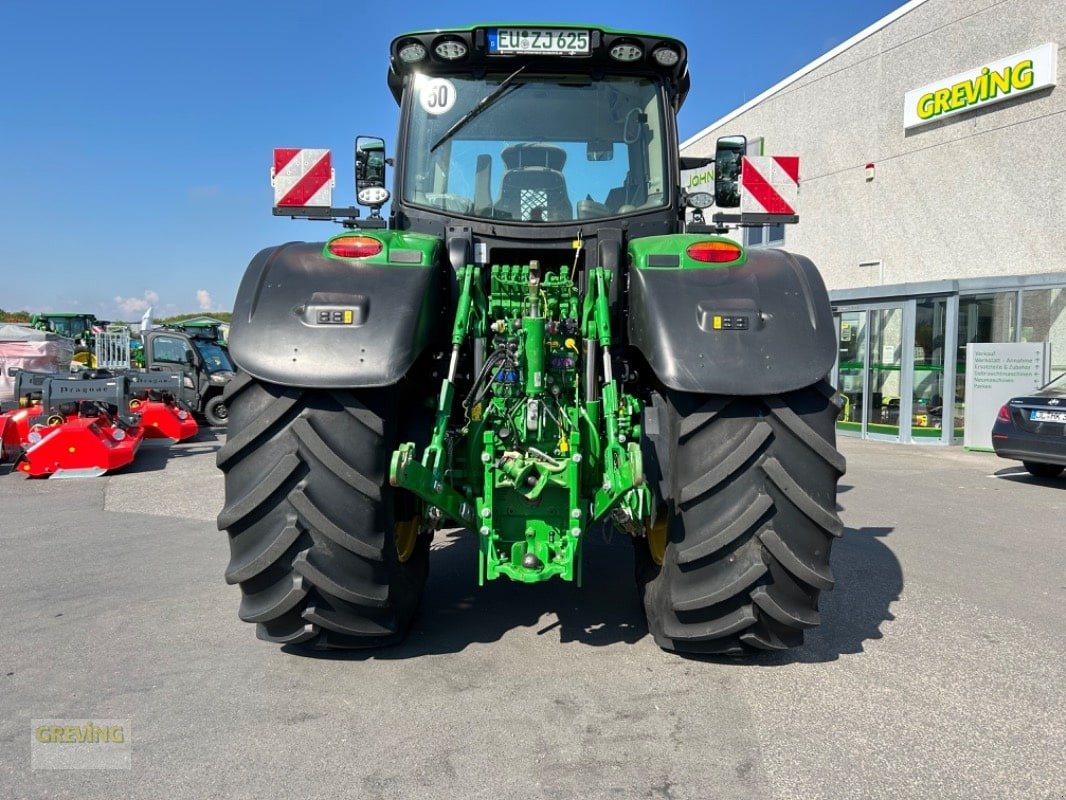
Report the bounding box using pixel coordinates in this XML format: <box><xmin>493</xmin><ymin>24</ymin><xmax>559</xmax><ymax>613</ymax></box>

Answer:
<box><xmin>964</xmin><ymin>342</ymin><xmax>1049</xmax><ymax>450</ymax></box>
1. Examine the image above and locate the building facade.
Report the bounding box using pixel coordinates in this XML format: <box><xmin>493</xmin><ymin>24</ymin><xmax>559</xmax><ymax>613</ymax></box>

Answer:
<box><xmin>681</xmin><ymin>0</ymin><xmax>1064</xmax><ymax>445</ymax></box>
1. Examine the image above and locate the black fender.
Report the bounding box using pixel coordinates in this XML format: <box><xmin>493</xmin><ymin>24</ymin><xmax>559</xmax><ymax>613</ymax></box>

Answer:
<box><xmin>229</xmin><ymin>241</ymin><xmax>441</xmax><ymax>388</ymax></box>
<box><xmin>627</xmin><ymin>249</ymin><xmax>836</xmax><ymax>395</ymax></box>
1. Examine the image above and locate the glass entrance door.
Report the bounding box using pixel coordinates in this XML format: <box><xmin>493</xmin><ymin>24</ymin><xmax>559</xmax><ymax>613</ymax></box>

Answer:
<box><xmin>836</xmin><ymin>311</ymin><xmax>866</xmax><ymax>435</ymax></box>
<box><xmin>866</xmin><ymin>307</ymin><xmax>904</xmax><ymax>439</ymax></box>
<box><xmin>835</xmin><ymin>305</ymin><xmax>906</xmax><ymax>440</ymax></box>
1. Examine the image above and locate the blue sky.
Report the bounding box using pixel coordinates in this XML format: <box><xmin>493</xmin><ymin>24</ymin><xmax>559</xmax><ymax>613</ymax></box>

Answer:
<box><xmin>1</xmin><ymin>0</ymin><xmax>906</xmax><ymax>319</ymax></box>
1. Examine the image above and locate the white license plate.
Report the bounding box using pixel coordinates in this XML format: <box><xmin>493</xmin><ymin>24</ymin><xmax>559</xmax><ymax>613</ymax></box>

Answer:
<box><xmin>490</xmin><ymin>28</ymin><xmax>590</xmax><ymax>55</ymax></box>
<box><xmin>1030</xmin><ymin>409</ymin><xmax>1066</xmax><ymax>422</ymax></box>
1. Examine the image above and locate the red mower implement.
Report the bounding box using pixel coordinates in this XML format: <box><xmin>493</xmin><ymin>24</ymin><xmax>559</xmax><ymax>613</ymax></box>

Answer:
<box><xmin>1</xmin><ymin>372</ymin><xmax>144</xmax><ymax>478</ymax></box>
<box><xmin>127</xmin><ymin>373</ymin><xmax>199</xmax><ymax>444</ymax></box>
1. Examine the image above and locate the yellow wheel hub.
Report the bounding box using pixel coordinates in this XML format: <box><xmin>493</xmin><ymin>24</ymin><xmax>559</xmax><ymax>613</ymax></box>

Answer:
<box><xmin>394</xmin><ymin>514</ymin><xmax>421</xmax><ymax>563</ymax></box>
<box><xmin>646</xmin><ymin>512</ymin><xmax>669</xmax><ymax>566</ymax></box>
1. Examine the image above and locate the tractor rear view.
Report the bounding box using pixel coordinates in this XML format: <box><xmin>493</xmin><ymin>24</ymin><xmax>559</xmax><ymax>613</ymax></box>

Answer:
<box><xmin>217</xmin><ymin>25</ymin><xmax>844</xmax><ymax>654</ymax></box>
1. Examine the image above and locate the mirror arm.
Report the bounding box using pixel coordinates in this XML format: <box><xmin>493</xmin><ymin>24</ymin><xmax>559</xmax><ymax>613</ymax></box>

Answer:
<box><xmin>678</xmin><ymin>155</ymin><xmax>714</xmax><ymax>170</ymax></box>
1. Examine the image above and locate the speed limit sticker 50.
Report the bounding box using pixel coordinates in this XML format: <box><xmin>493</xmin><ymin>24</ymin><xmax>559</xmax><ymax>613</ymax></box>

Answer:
<box><xmin>419</xmin><ymin>78</ymin><xmax>457</xmax><ymax>115</ymax></box>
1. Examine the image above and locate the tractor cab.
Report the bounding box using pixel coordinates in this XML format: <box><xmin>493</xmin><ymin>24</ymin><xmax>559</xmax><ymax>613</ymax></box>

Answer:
<box><xmin>32</xmin><ymin>312</ymin><xmax>104</xmax><ymax>368</ymax></box>
<box><xmin>32</xmin><ymin>313</ymin><xmax>100</xmax><ymax>343</ymax></box>
<box><xmin>382</xmin><ymin>25</ymin><xmax>691</xmax><ymax>243</ymax></box>
<box><xmin>168</xmin><ymin>320</ymin><xmax>226</xmax><ymax>344</ymax></box>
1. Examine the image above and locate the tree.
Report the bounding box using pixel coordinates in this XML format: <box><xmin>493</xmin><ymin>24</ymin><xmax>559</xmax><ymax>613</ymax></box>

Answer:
<box><xmin>0</xmin><ymin>309</ymin><xmax>32</xmax><ymax>323</ymax></box>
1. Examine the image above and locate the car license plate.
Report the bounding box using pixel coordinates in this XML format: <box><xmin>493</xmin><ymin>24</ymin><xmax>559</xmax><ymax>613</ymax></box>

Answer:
<box><xmin>489</xmin><ymin>28</ymin><xmax>590</xmax><ymax>56</ymax></box>
<box><xmin>1030</xmin><ymin>409</ymin><xmax>1066</xmax><ymax>422</ymax></box>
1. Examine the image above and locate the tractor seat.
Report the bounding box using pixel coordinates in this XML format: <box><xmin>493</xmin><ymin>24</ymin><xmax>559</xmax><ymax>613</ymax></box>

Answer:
<box><xmin>496</xmin><ymin>169</ymin><xmax>573</xmax><ymax>221</ymax></box>
<box><xmin>494</xmin><ymin>143</ymin><xmax>572</xmax><ymax>222</ymax></box>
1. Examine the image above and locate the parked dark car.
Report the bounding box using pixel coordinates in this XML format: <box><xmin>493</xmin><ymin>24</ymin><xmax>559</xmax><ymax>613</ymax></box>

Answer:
<box><xmin>991</xmin><ymin>372</ymin><xmax>1066</xmax><ymax>478</ymax></box>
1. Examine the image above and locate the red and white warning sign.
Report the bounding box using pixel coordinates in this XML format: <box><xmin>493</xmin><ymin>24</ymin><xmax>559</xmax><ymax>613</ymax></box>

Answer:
<box><xmin>272</xmin><ymin>148</ymin><xmax>334</xmax><ymax>207</ymax></box>
<box><xmin>740</xmin><ymin>156</ymin><xmax>800</xmax><ymax>215</ymax></box>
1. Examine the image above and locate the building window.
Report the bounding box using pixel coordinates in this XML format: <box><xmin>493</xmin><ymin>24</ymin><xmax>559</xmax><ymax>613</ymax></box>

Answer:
<box><xmin>1020</xmin><ymin>287</ymin><xmax>1066</xmax><ymax>375</ymax></box>
<box><xmin>954</xmin><ymin>291</ymin><xmax>1018</xmax><ymax>439</ymax></box>
<box><xmin>745</xmin><ymin>223</ymin><xmax>784</xmax><ymax>248</ymax></box>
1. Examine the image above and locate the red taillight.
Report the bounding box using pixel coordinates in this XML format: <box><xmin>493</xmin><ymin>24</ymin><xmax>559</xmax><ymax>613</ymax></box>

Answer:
<box><xmin>996</xmin><ymin>404</ymin><xmax>1011</xmax><ymax>423</ymax></box>
<box><xmin>686</xmin><ymin>240</ymin><xmax>742</xmax><ymax>263</ymax></box>
<box><xmin>327</xmin><ymin>235</ymin><xmax>383</xmax><ymax>259</ymax></box>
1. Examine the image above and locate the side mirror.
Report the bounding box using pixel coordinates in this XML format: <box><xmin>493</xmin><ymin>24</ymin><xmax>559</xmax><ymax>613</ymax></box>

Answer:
<box><xmin>355</xmin><ymin>136</ymin><xmax>390</xmax><ymax>217</ymax></box>
<box><xmin>714</xmin><ymin>135</ymin><xmax>746</xmax><ymax>208</ymax></box>
<box><xmin>185</xmin><ymin>350</ymin><xmax>195</xmax><ymax>367</ymax></box>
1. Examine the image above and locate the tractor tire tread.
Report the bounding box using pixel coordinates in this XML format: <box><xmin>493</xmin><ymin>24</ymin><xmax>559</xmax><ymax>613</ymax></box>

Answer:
<box><xmin>676</xmin><ymin>493</ymin><xmax>772</xmax><ymax>565</ymax></box>
<box><xmin>238</xmin><ymin>573</ymin><xmax>309</xmax><ymax>623</ymax></box>
<box><xmin>216</xmin><ymin>451</ymin><xmax>301</xmax><ymax>530</ymax></box>
<box><xmin>225</xmin><ymin>520</ymin><xmax>302</xmax><ymax>584</ymax></box>
<box><xmin>678</xmin><ymin>420</ymin><xmax>772</xmax><ymax>504</ymax></box>
<box><xmin>218</xmin><ymin>375</ymin><xmax>427</xmax><ymax>650</ymax></box>
<box><xmin>639</xmin><ymin>380</ymin><xmax>844</xmax><ymax>655</ymax></box>
<box><xmin>256</xmin><ymin>620</ymin><xmax>319</xmax><ymax>645</ymax></box>
<box><xmin>291</xmin><ymin>416</ymin><xmax>382</xmax><ymax>499</ymax></box>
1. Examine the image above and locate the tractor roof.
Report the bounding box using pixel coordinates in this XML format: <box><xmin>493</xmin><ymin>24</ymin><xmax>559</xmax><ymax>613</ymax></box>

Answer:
<box><xmin>387</xmin><ymin>23</ymin><xmax>689</xmax><ymax>108</ymax></box>
<box><xmin>39</xmin><ymin>312</ymin><xmax>97</xmax><ymax>319</ymax></box>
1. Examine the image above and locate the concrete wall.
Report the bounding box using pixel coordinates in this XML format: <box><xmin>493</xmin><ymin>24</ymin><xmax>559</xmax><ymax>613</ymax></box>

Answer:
<box><xmin>682</xmin><ymin>0</ymin><xmax>1066</xmax><ymax>290</ymax></box>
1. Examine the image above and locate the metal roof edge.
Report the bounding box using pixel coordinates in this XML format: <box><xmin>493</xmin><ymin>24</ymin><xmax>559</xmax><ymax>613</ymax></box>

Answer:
<box><xmin>830</xmin><ymin>278</ymin><xmax>957</xmax><ymax>304</ymax></box>
<box><xmin>679</xmin><ymin>0</ymin><xmax>931</xmax><ymax>150</ymax></box>
<box><xmin>829</xmin><ymin>271</ymin><xmax>1066</xmax><ymax>304</ymax></box>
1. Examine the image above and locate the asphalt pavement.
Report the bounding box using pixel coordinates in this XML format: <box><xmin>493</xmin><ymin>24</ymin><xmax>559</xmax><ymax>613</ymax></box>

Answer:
<box><xmin>0</xmin><ymin>431</ymin><xmax>1063</xmax><ymax>799</ymax></box>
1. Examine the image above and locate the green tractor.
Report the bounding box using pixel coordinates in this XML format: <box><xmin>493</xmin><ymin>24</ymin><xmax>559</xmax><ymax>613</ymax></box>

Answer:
<box><xmin>168</xmin><ymin>319</ymin><xmax>227</xmax><ymax>344</ymax></box>
<box><xmin>32</xmin><ymin>312</ymin><xmax>105</xmax><ymax>368</ymax></box>
<box><xmin>217</xmin><ymin>25</ymin><xmax>845</xmax><ymax>654</ymax></box>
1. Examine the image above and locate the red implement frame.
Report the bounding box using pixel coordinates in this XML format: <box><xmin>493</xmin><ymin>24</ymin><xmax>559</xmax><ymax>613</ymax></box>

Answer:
<box><xmin>129</xmin><ymin>398</ymin><xmax>199</xmax><ymax>443</ymax></box>
<box><xmin>2</xmin><ymin>404</ymin><xmax>143</xmax><ymax>478</ymax></box>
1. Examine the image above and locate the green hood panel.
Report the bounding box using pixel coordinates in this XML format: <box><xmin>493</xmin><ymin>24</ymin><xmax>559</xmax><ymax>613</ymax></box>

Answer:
<box><xmin>629</xmin><ymin>234</ymin><xmax>747</xmax><ymax>270</ymax></box>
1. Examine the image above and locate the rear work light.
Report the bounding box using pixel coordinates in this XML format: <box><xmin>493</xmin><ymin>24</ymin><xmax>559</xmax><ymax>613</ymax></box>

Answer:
<box><xmin>327</xmin><ymin>235</ymin><xmax>383</xmax><ymax>259</ymax></box>
<box><xmin>652</xmin><ymin>47</ymin><xmax>680</xmax><ymax>66</ymax></box>
<box><xmin>609</xmin><ymin>42</ymin><xmax>643</xmax><ymax>62</ymax></box>
<box><xmin>434</xmin><ymin>37</ymin><xmax>467</xmax><ymax>60</ymax></box>
<box><xmin>996</xmin><ymin>404</ymin><xmax>1011</xmax><ymax>423</ymax></box>
<box><xmin>357</xmin><ymin>186</ymin><xmax>390</xmax><ymax>206</ymax></box>
<box><xmin>398</xmin><ymin>40</ymin><xmax>426</xmax><ymax>63</ymax></box>
<box><xmin>687</xmin><ymin>240</ymin><xmax>743</xmax><ymax>263</ymax></box>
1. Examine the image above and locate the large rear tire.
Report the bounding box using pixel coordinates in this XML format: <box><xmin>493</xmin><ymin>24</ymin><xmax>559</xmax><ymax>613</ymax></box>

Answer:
<box><xmin>637</xmin><ymin>380</ymin><xmax>845</xmax><ymax>655</ymax></box>
<box><xmin>216</xmin><ymin>372</ymin><xmax>429</xmax><ymax>649</ymax></box>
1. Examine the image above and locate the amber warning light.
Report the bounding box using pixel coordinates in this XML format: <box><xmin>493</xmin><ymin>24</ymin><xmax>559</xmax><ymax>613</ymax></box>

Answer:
<box><xmin>687</xmin><ymin>240</ymin><xmax>743</xmax><ymax>263</ymax></box>
<box><xmin>327</xmin><ymin>235</ymin><xmax>383</xmax><ymax>259</ymax></box>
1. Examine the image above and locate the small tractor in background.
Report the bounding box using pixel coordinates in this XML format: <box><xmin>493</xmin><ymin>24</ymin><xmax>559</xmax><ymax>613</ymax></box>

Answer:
<box><xmin>218</xmin><ymin>25</ymin><xmax>844</xmax><ymax>655</ymax></box>
<box><xmin>32</xmin><ymin>312</ymin><xmax>106</xmax><ymax>369</ymax></box>
<box><xmin>166</xmin><ymin>320</ymin><xmax>227</xmax><ymax>345</ymax></box>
